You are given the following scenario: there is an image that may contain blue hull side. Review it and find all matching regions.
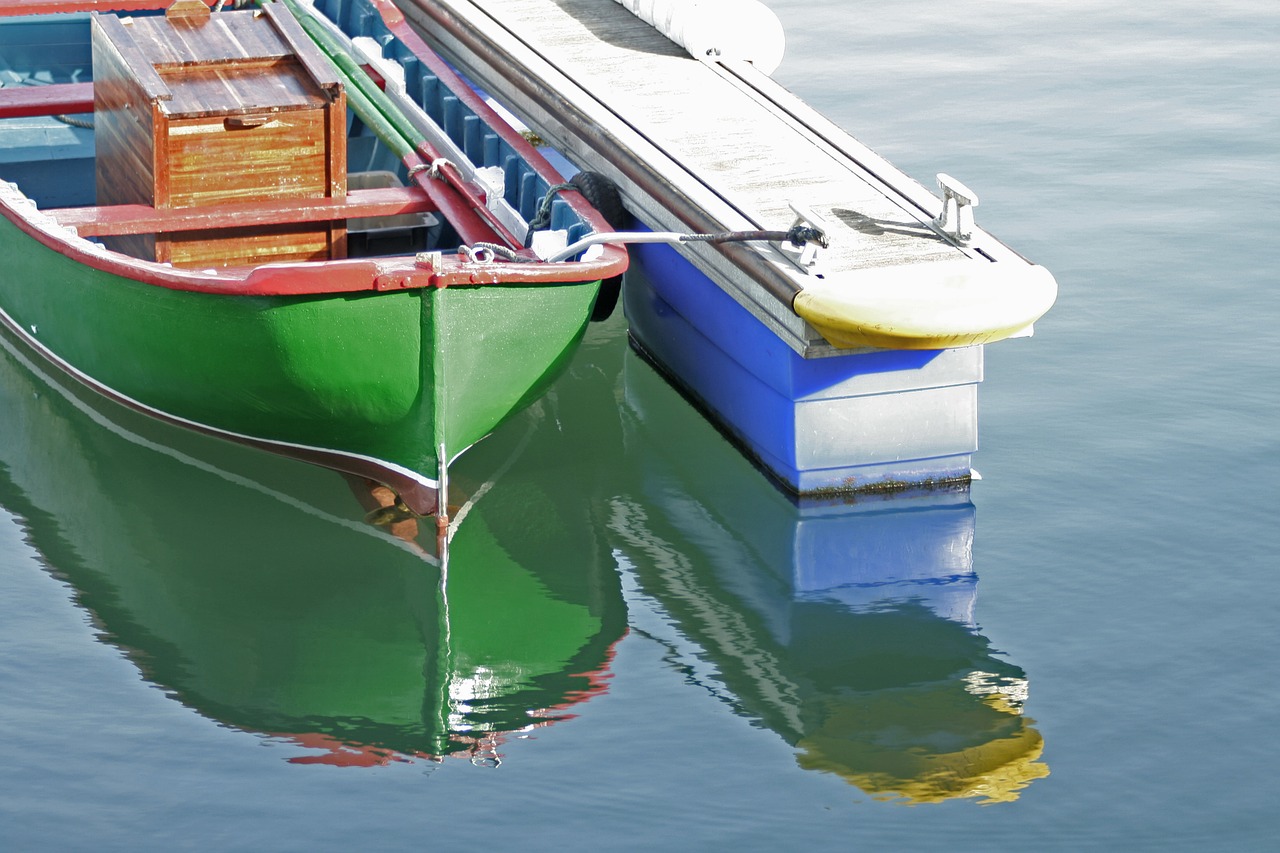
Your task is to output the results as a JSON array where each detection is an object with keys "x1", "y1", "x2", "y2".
[{"x1": 624, "y1": 238, "x2": 983, "y2": 495}]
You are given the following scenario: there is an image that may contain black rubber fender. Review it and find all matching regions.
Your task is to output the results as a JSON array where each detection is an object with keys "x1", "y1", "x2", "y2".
[{"x1": 569, "y1": 171, "x2": 628, "y2": 321}]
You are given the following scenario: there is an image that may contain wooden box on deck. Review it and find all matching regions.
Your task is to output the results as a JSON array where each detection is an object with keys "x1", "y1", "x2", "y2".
[{"x1": 90, "y1": 1, "x2": 347, "y2": 267}]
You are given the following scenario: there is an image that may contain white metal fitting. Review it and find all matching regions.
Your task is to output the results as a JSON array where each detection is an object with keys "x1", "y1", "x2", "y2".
[
  {"x1": 933, "y1": 173, "x2": 979, "y2": 245},
  {"x1": 787, "y1": 201, "x2": 829, "y2": 271}
]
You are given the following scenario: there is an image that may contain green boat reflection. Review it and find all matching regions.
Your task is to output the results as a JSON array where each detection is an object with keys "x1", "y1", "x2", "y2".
[
  {"x1": 612, "y1": 352, "x2": 1049, "y2": 804},
  {"x1": 0, "y1": 328, "x2": 625, "y2": 767},
  {"x1": 3, "y1": 310, "x2": 1049, "y2": 795}
]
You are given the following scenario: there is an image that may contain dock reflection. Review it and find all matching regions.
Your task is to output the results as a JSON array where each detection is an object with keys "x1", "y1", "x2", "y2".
[
  {"x1": 612, "y1": 352, "x2": 1049, "y2": 803},
  {"x1": 0, "y1": 330, "x2": 625, "y2": 767}
]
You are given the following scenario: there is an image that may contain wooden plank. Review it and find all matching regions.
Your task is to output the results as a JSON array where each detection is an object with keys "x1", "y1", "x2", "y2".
[
  {"x1": 261, "y1": 0, "x2": 344, "y2": 94},
  {"x1": 121, "y1": 7, "x2": 292, "y2": 69},
  {"x1": 163, "y1": 109, "x2": 332, "y2": 206},
  {"x1": 89, "y1": 6, "x2": 348, "y2": 266},
  {"x1": 90, "y1": 13, "x2": 170, "y2": 103},
  {"x1": 408, "y1": 0, "x2": 988, "y2": 355},
  {"x1": 48, "y1": 185, "x2": 437, "y2": 237},
  {"x1": 152, "y1": 59, "x2": 330, "y2": 118},
  {"x1": 120, "y1": 8, "x2": 331, "y2": 117},
  {"x1": 167, "y1": 222, "x2": 335, "y2": 267},
  {"x1": 473, "y1": 0, "x2": 954, "y2": 273},
  {"x1": 0, "y1": 83, "x2": 94, "y2": 119},
  {"x1": 92, "y1": 11, "x2": 162, "y2": 260},
  {"x1": 0, "y1": 1, "x2": 210, "y2": 13}
]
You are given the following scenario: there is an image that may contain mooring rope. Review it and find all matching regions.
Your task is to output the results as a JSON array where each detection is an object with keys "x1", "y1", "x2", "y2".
[
  {"x1": 524, "y1": 182, "x2": 577, "y2": 245},
  {"x1": 54, "y1": 114, "x2": 94, "y2": 129},
  {"x1": 466, "y1": 242, "x2": 523, "y2": 262},
  {"x1": 681, "y1": 225, "x2": 829, "y2": 248}
]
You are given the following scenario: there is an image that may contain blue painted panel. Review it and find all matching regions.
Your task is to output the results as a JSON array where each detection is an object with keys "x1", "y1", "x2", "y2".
[
  {"x1": 628, "y1": 236, "x2": 953, "y2": 401},
  {"x1": 625, "y1": 250, "x2": 802, "y2": 481},
  {"x1": 625, "y1": 234, "x2": 980, "y2": 493}
]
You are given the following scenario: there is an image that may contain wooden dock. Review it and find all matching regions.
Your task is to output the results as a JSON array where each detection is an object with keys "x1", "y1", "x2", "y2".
[{"x1": 399, "y1": 0, "x2": 1009, "y2": 356}]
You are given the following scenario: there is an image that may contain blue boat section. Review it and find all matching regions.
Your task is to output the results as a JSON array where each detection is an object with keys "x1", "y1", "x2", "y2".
[
  {"x1": 624, "y1": 234, "x2": 980, "y2": 496},
  {"x1": 0, "y1": 116, "x2": 94, "y2": 208},
  {"x1": 0, "y1": 14, "x2": 95, "y2": 208}
]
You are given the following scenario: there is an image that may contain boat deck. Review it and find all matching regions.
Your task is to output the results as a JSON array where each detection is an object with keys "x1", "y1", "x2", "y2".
[{"x1": 403, "y1": 0, "x2": 1000, "y2": 355}]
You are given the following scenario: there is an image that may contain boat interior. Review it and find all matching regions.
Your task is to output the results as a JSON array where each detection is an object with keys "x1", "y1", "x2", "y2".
[{"x1": 0, "y1": 0, "x2": 593, "y2": 267}]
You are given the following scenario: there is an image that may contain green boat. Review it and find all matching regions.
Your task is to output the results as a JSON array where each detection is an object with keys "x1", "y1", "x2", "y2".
[
  {"x1": 0, "y1": 0, "x2": 627, "y2": 520},
  {"x1": 0, "y1": 321, "x2": 627, "y2": 764}
]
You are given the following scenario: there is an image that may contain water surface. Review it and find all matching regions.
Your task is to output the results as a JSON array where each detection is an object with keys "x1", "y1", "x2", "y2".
[{"x1": 2, "y1": 1, "x2": 1277, "y2": 849}]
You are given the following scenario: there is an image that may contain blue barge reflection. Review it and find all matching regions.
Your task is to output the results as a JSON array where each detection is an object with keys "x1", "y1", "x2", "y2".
[{"x1": 612, "y1": 352, "x2": 1048, "y2": 803}]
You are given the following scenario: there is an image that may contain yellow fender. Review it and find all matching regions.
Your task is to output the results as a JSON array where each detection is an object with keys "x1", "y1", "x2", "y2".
[{"x1": 793, "y1": 259, "x2": 1058, "y2": 350}]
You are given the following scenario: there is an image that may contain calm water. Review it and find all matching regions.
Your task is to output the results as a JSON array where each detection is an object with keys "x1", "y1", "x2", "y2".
[{"x1": 2, "y1": 1, "x2": 1277, "y2": 849}]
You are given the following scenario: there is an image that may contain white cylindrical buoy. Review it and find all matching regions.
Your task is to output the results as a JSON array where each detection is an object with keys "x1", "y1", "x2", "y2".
[{"x1": 613, "y1": 0, "x2": 786, "y2": 74}]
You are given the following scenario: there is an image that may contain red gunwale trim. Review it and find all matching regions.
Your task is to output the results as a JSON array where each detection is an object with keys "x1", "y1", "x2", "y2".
[
  {"x1": 0, "y1": 0, "x2": 211, "y2": 13},
  {"x1": 48, "y1": 185, "x2": 440, "y2": 237},
  {"x1": 0, "y1": 82, "x2": 94, "y2": 119},
  {"x1": 2, "y1": 184, "x2": 628, "y2": 296}
]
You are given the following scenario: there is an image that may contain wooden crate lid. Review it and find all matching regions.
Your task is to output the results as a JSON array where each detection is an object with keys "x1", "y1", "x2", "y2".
[{"x1": 93, "y1": 2, "x2": 342, "y2": 118}]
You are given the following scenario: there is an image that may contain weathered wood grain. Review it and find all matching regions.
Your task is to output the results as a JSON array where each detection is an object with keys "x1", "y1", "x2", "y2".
[
  {"x1": 50, "y1": 185, "x2": 437, "y2": 237},
  {"x1": 467, "y1": 0, "x2": 957, "y2": 272},
  {"x1": 90, "y1": 7, "x2": 346, "y2": 267}
]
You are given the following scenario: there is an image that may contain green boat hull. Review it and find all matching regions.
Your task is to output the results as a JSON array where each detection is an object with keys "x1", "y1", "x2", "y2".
[
  {"x1": 0, "y1": 0, "x2": 626, "y2": 515},
  {"x1": 0, "y1": 211, "x2": 599, "y2": 511}
]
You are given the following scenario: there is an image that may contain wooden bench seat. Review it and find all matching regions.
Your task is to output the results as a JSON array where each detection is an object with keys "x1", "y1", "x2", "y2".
[
  {"x1": 0, "y1": 82, "x2": 95, "y2": 119},
  {"x1": 48, "y1": 185, "x2": 437, "y2": 238}
]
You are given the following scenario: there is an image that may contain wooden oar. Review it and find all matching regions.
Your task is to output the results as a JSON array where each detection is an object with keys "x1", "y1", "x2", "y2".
[{"x1": 270, "y1": 0, "x2": 519, "y2": 249}]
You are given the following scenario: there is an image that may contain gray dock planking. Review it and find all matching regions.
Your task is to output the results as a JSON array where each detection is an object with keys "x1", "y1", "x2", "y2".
[{"x1": 403, "y1": 0, "x2": 998, "y2": 355}]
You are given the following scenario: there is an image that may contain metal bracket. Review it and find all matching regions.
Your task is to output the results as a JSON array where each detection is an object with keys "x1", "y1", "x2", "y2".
[
  {"x1": 932, "y1": 173, "x2": 979, "y2": 245},
  {"x1": 786, "y1": 202, "x2": 829, "y2": 272}
]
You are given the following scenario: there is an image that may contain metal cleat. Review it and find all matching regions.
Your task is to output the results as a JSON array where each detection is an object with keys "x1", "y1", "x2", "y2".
[
  {"x1": 787, "y1": 202, "x2": 830, "y2": 271},
  {"x1": 932, "y1": 173, "x2": 979, "y2": 245}
]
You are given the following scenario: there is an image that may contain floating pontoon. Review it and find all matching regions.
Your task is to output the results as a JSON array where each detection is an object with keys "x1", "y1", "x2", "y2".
[{"x1": 400, "y1": 0, "x2": 1057, "y2": 494}]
